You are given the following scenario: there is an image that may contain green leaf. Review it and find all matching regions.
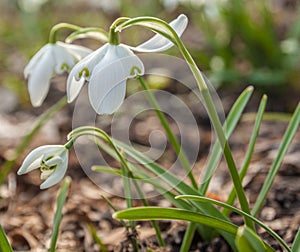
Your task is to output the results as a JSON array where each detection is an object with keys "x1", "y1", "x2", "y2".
[
  {"x1": 88, "y1": 223, "x2": 107, "y2": 252},
  {"x1": 252, "y1": 102, "x2": 300, "y2": 216},
  {"x1": 235, "y1": 226, "x2": 272, "y2": 252},
  {"x1": 224, "y1": 94, "x2": 267, "y2": 214},
  {"x1": 199, "y1": 86, "x2": 254, "y2": 194},
  {"x1": 49, "y1": 177, "x2": 72, "y2": 252},
  {"x1": 92, "y1": 165, "x2": 122, "y2": 176},
  {"x1": 114, "y1": 207, "x2": 238, "y2": 236},
  {"x1": 176, "y1": 195, "x2": 291, "y2": 252},
  {"x1": 292, "y1": 227, "x2": 300, "y2": 252},
  {"x1": 0, "y1": 225, "x2": 13, "y2": 252}
]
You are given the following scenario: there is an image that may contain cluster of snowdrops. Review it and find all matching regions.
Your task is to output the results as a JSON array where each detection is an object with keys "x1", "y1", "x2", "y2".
[{"x1": 13, "y1": 14, "x2": 300, "y2": 252}]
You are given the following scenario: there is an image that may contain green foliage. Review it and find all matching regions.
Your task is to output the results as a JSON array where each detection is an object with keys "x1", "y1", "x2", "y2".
[
  {"x1": 113, "y1": 207, "x2": 238, "y2": 236},
  {"x1": 49, "y1": 177, "x2": 71, "y2": 252},
  {"x1": 0, "y1": 225, "x2": 13, "y2": 252},
  {"x1": 187, "y1": 0, "x2": 300, "y2": 90},
  {"x1": 235, "y1": 226, "x2": 273, "y2": 252}
]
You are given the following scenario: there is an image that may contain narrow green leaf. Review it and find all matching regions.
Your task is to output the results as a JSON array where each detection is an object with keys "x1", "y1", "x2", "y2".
[
  {"x1": 292, "y1": 227, "x2": 300, "y2": 252},
  {"x1": 114, "y1": 207, "x2": 238, "y2": 236},
  {"x1": 101, "y1": 195, "x2": 128, "y2": 229},
  {"x1": 0, "y1": 225, "x2": 13, "y2": 252},
  {"x1": 176, "y1": 195, "x2": 291, "y2": 252},
  {"x1": 235, "y1": 226, "x2": 272, "y2": 252},
  {"x1": 88, "y1": 223, "x2": 107, "y2": 252},
  {"x1": 224, "y1": 94, "x2": 267, "y2": 214},
  {"x1": 49, "y1": 177, "x2": 72, "y2": 252},
  {"x1": 252, "y1": 102, "x2": 300, "y2": 216},
  {"x1": 92, "y1": 165, "x2": 122, "y2": 176},
  {"x1": 199, "y1": 86, "x2": 254, "y2": 194}
]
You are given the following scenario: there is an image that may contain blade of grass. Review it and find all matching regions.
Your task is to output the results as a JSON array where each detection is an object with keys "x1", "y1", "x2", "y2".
[
  {"x1": 236, "y1": 226, "x2": 274, "y2": 252},
  {"x1": 0, "y1": 96, "x2": 67, "y2": 185},
  {"x1": 101, "y1": 195, "x2": 128, "y2": 228},
  {"x1": 49, "y1": 176, "x2": 71, "y2": 252},
  {"x1": 119, "y1": 157, "x2": 136, "y2": 235},
  {"x1": 113, "y1": 207, "x2": 238, "y2": 236},
  {"x1": 199, "y1": 86, "x2": 254, "y2": 195},
  {"x1": 87, "y1": 223, "x2": 107, "y2": 252},
  {"x1": 252, "y1": 102, "x2": 300, "y2": 216},
  {"x1": 176, "y1": 195, "x2": 291, "y2": 252},
  {"x1": 92, "y1": 165, "x2": 122, "y2": 176},
  {"x1": 0, "y1": 225, "x2": 13, "y2": 252},
  {"x1": 291, "y1": 227, "x2": 300, "y2": 252},
  {"x1": 224, "y1": 95, "x2": 267, "y2": 215}
]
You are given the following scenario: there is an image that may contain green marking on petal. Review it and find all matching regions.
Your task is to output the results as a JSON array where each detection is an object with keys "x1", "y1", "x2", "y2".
[
  {"x1": 130, "y1": 66, "x2": 142, "y2": 76},
  {"x1": 61, "y1": 63, "x2": 70, "y2": 71},
  {"x1": 79, "y1": 68, "x2": 90, "y2": 78}
]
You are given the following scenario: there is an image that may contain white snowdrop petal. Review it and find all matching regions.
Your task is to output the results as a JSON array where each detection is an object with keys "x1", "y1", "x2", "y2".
[
  {"x1": 24, "y1": 44, "x2": 51, "y2": 79},
  {"x1": 44, "y1": 156, "x2": 63, "y2": 166},
  {"x1": 67, "y1": 45, "x2": 107, "y2": 82},
  {"x1": 131, "y1": 14, "x2": 188, "y2": 52},
  {"x1": 88, "y1": 45, "x2": 144, "y2": 114},
  {"x1": 17, "y1": 145, "x2": 61, "y2": 175},
  {"x1": 66, "y1": 44, "x2": 110, "y2": 102},
  {"x1": 67, "y1": 77, "x2": 86, "y2": 103},
  {"x1": 53, "y1": 45, "x2": 76, "y2": 74},
  {"x1": 27, "y1": 49, "x2": 54, "y2": 107},
  {"x1": 88, "y1": 59, "x2": 127, "y2": 114},
  {"x1": 26, "y1": 158, "x2": 42, "y2": 173},
  {"x1": 89, "y1": 77, "x2": 127, "y2": 114},
  {"x1": 40, "y1": 156, "x2": 68, "y2": 189}
]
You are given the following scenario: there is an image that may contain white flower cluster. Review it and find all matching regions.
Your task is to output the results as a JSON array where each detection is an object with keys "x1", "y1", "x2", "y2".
[
  {"x1": 19, "y1": 14, "x2": 188, "y2": 188},
  {"x1": 25, "y1": 14, "x2": 188, "y2": 114}
]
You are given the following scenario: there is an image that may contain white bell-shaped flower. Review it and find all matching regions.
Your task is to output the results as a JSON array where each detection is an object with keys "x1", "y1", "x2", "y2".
[
  {"x1": 67, "y1": 14, "x2": 188, "y2": 114},
  {"x1": 24, "y1": 42, "x2": 92, "y2": 107},
  {"x1": 17, "y1": 145, "x2": 69, "y2": 189}
]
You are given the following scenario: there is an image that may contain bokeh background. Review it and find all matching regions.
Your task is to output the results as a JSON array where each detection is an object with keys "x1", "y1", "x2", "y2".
[{"x1": 1, "y1": 0, "x2": 300, "y2": 112}]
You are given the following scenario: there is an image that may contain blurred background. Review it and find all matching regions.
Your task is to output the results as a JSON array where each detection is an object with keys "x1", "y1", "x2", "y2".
[{"x1": 1, "y1": 0, "x2": 300, "y2": 113}]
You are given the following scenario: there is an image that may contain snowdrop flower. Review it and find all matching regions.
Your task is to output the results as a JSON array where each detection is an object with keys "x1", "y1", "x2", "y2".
[
  {"x1": 17, "y1": 145, "x2": 69, "y2": 189},
  {"x1": 24, "y1": 41, "x2": 92, "y2": 107},
  {"x1": 67, "y1": 14, "x2": 188, "y2": 114}
]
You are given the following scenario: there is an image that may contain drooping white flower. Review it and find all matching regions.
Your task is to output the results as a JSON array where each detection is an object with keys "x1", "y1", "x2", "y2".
[
  {"x1": 24, "y1": 42, "x2": 92, "y2": 107},
  {"x1": 67, "y1": 14, "x2": 188, "y2": 114},
  {"x1": 17, "y1": 145, "x2": 69, "y2": 189}
]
